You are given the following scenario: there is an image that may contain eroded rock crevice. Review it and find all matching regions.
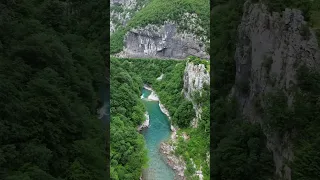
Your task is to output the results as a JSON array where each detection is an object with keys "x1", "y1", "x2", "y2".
[
  {"x1": 233, "y1": 1, "x2": 320, "y2": 179},
  {"x1": 117, "y1": 23, "x2": 209, "y2": 59}
]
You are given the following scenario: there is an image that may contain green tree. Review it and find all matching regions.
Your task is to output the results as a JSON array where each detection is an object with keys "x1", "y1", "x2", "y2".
[{"x1": 174, "y1": 100, "x2": 195, "y2": 128}]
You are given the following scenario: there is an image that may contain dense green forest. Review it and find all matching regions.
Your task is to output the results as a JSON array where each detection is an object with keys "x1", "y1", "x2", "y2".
[
  {"x1": 211, "y1": 0, "x2": 320, "y2": 179},
  {"x1": 110, "y1": 0, "x2": 210, "y2": 178},
  {"x1": 122, "y1": 58, "x2": 191, "y2": 127},
  {"x1": 110, "y1": 0, "x2": 210, "y2": 54},
  {"x1": 0, "y1": 0, "x2": 108, "y2": 179},
  {"x1": 110, "y1": 57, "x2": 210, "y2": 179},
  {"x1": 109, "y1": 58, "x2": 148, "y2": 180},
  {"x1": 110, "y1": 57, "x2": 185, "y2": 179}
]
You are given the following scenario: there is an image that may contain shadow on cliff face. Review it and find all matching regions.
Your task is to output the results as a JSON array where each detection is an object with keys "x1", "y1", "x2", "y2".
[{"x1": 121, "y1": 23, "x2": 209, "y2": 60}]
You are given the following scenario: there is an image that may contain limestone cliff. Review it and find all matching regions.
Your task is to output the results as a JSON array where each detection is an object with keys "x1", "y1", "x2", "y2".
[
  {"x1": 233, "y1": 1, "x2": 320, "y2": 179},
  {"x1": 183, "y1": 60, "x2": 210, "y2": 128},
  {"x1": 158, "y1": 60, "x2": 210, "y2": 180},
  {"x1": 183, "y1": 61, "x2": 210, "y2": 99},
  {"x1": 111, "y1": 0, "x2": 210, "y2": 59},
  {"x1": 162, "y1": 58, "x2": 209, "y2": 180},
  {"x1": 110, "y1": 0, "x2": 146, "y2": 34},
  {"x1": 116, "y1": 23, "x2": 209, "y2": 59}
]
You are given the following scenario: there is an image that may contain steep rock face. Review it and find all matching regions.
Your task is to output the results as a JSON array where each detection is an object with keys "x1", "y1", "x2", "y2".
[
  {"x1": 117, "y1": 23, "x2": 209, "y2": 59},
  {"x1": 183, "y1": 62, "x2": 209, "y2": 128},
  {"x1": 233, "y1": 1, "x2": 320, "y2": 179},
  {"x1": 183, "y1": 62, "x2": 210, "y2": 99},
  {"x1": 110, "y1": 0, "x2": 145, "y2": 34},
  {"x1": 111, "y1": 0, "x2": 136, "y2": 7}
]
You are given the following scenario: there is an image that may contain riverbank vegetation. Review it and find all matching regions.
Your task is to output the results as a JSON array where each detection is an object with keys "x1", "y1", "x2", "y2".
[
  {"x1": 0, "y1": 0, "x2": 108, "y2": 179},
  {"x1": 110, "y1": 58, "x2": 148, "y2": 179},
  {"x1": 118, "y1": 58, "x2": 190, "y2": 127},
  {"x1": 113, "y1": 57, "x2": 210, "y2": 179},
  {"x1": 175, "y1": 87, "x2": 210, "y2": 179}
]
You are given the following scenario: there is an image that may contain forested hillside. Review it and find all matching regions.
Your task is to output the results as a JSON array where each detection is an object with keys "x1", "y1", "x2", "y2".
[
  {"x1": 211, "y1": 0, "x2": 320, "y2": 179},
  {"x1": 0, "y1": 1, "x2": 108, "y2": 179},
  {"x1": 110, "y1": 58, "x2": 187, "y2": 179},
  {"x1": 110, "y1": 58, "x2": 148, "y2": 179},
  {"x1": 110, "y1": 57, "x2": 210, "y2": 179},
  {"x1": 110, "y1": 0, "x2": 210, "y2": 179},
  {"x1": 110, "y1": 0, "x2": 210, "y2": 56},
  {"x1": 122, "y1": 59, "x2": 190, "y2": 127}
]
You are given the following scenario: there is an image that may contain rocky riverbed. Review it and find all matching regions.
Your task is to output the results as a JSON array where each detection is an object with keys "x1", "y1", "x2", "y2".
[
  {"x1": 137, "y1": 112, "x2": 150, "y2": 131},
  {"x1": 159, "y1": 141, "x2": 186, "y2": 180}
]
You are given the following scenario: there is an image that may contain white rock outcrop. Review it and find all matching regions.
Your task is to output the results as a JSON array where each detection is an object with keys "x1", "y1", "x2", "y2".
[
  {"x1": 147, "y1": 91, "x2": 159, "y2": 101},
  {"x1": 110, "y1": 0, "x2": 142, "y2": 34},
  {"x1": 119, "y1": 23, "x2": 209, "y2": 59},
  {"x1": 156, "y1": 73, "x2": 164, "y2": 81},
  {"x1": 183, "y1": 62, "x2": 210, "y2": 99},
  {"x1": 183, "y1": 61, "x2": 210, "y2": 128},
  {"x1": 160, "y1": 142, "x2": 186, "y2": 180},
  {"x1": 137, "y1": 112, "x2": 150, "y2": 131}
]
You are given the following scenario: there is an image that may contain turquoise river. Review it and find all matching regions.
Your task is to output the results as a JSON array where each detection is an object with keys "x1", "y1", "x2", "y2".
[{"x1": 141, "y1": 88, "x2": 175, "y2": 180}]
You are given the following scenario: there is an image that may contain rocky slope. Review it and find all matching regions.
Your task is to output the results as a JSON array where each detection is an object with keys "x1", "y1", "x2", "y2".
[
  {"x1": 137, "y1": 112, "x2": 149, "y2": 131},
  {"x1": 160, "y1": 59, "x2": 210, "y2": 180},
  {"x1": 110, "y1": 0, "x2": 146, "y2": 34},
  {"x1": 116, "y1": 22, "x2": 209, "y2": 59},
  {"x1": 183, "y1": 60, "x2": 210, "y2": 128},
  {"x1": 183, "y1": 60, "x2": 209, "y2": 179},
  {"x1": 111, "y1": 0, "x2": 209, "y2": 59},
  {"x1": 183, "y1": 62, "x2": 210, "y2": 99},
  {"x1": 110, "y1": 0, "x2": 210, "y2": 178},
  {"x1": 160, "y1": 141, "x2": 186, "y2": 180},
  {"x1": 232, "y1": 1, "x2": 320, "y2": 179}
]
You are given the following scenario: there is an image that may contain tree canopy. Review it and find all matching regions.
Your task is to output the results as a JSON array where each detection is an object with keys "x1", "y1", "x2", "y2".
[{"x1": 0, "y1": 0, "x2": 108, "y2": 179}]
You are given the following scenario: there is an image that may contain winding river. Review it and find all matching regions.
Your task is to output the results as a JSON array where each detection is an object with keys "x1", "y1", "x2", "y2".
[{"x1": 141, "y1": 88, "x2": 174, "y2": 180}]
